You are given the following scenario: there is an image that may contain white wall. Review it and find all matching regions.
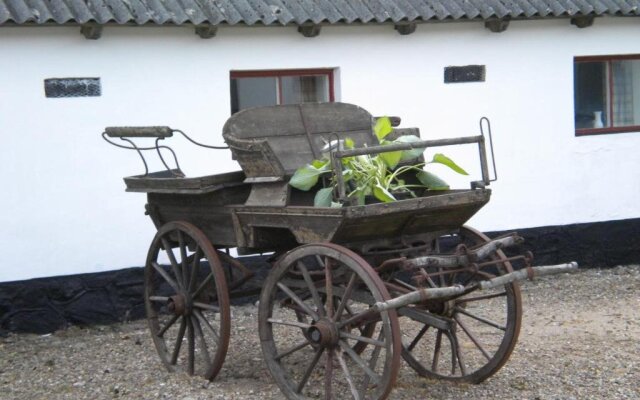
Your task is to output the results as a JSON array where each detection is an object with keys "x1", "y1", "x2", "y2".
[{"x1": 1, "y1": 18, "x2": 639, "y2": 281}]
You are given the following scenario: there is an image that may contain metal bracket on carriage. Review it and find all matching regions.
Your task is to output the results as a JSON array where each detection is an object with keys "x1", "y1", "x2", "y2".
[{"x1": 401, "y1": 233, "x2": 525, "y2": 271}]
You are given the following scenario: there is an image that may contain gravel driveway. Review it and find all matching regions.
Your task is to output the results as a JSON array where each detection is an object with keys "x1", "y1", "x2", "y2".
[{"x1": 1, "y1": 266, "x2": 638, "y2": 400}]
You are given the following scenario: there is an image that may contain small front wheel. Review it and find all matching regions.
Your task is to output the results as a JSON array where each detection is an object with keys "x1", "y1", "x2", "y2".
[
  {"x1": 144, "y1": 221, "x2": 231, "y2": 380},
  {"x1": 259, "y1": 243, "x2": 401, "y2": 400}
]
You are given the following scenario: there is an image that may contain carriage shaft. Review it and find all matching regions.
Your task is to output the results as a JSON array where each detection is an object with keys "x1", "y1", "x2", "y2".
[
  {"x1": 372, "y1": 285, "x2": 465, "y2": 312},
  {"x1": 370, "y1": 262, "x2": 579, "y2": 314},
  {"x1": 478, "y1": 262, "x2": 579, "y2": 290},
  {"x1": 402, "y1": 234, "x2": 523, "y2": 270}
]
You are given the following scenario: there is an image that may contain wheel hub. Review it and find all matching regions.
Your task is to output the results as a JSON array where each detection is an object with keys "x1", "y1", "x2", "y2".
[
  {"x1": 307, "y1": 319, "x2": 340, "y2": 348},
  {"x1": 167, "y1": 294, "x2": 191, "y2": 316},
  {"x1": 423, "y1": 298, "x2": 457, "y2": 317}
]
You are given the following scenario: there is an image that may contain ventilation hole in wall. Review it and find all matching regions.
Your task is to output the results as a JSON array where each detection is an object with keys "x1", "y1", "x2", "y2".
[
  {"x1": 444, "y1": 65, "x2": 486, "y2": 83},
  {"x1": 44, "y1": 78, "x2": 101, "y2": 98}
]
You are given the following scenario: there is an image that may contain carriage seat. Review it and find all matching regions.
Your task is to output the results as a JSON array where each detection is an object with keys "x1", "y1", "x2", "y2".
[{"x1": 222, "y1": 102, "x2": 377, "y2": 183}]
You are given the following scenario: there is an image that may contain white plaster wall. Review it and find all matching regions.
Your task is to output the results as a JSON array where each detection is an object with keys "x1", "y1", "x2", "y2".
[{"x1": 1, "y1": 18, "x2": 639, "y2": 281}]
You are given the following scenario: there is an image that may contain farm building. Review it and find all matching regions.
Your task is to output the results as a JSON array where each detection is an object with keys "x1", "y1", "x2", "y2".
[{"x1": 1, "y1": 0, "x2": 639, "y2": 332}]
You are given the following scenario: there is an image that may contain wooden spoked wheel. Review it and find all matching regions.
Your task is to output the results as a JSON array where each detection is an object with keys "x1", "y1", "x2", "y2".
[
  {"x1": 399, "y1": 226, "x2": 522, "y2": 383},
  {"x1": 144, "y1": 221, "x2": 231, "y2": 380},
  {"x1": 259, "y1": 243, "x2": 401, "y2": 400}
]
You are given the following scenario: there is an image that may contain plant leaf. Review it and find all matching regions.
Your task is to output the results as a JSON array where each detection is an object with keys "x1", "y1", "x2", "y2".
[
  {"x1": 393, "y1": 135, "x2": 426, "y2": 161},
  {"x1": 379, "y1": 147, "x2": 402, "y2": 169},
  {"x1": 416, "y1": 170, "x2": 450, "y2": 190},
  {"x1": 341, "y1": 168, "x2": 353, "y2": 182},
  {"x1": 373, "y1": 181, "x2": 397, "y2": 202},
  {"x1": 314, "y1": 187, "x2": 334, "y2": 207},
  {"x1": 311, "y1": 159, "x2": 329, "y2": 170},
  {"x1": 432, "y1": 153, "x2": 469, "y2": 175},
  {"x1": 344, "y1": 137, "x2": 355, "y2": 149},
  {"x1": 374, "y1": 117, "x2": 393, "y2": 141},
  {"x1": 289, "y1": 164, "x2": 327, "y2": 191}
]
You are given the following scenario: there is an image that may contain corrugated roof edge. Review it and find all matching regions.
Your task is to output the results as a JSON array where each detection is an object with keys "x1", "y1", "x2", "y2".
[{"x1": 0, "y1": 0, "x2": 638, "y2": 27}]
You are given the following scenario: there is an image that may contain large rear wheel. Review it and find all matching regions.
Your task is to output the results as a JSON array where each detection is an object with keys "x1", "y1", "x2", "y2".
[{"x1": 259, "y1": 243, "x2": 401, "y2": 400}]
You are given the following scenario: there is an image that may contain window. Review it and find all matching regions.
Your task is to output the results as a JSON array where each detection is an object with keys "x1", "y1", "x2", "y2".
[
  {"x1": 230, "y1": 69, "x2": 335, "y2": 114},
  {"x1": 574, "y1": 55, "x2": 640, "y2": 135}
]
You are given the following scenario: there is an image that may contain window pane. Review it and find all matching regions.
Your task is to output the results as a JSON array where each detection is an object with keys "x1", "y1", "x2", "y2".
[
  {"x1": 280, "y1": 75, "x2": 329, "y2": 105},
  {"x1": 574, "y1": 62, "x2": 608, "y2": 129},
  {"x1": 230, "y1": 77, "x2": 277, "y2": 114},
  {"x1": 611, "y1": 60, "x2": 640, "y2": 127}
]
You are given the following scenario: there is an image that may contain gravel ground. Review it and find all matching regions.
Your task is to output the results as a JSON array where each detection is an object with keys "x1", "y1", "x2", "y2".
[{"x1": 1, "y1": 265, "x2": 638, "y2": 400}]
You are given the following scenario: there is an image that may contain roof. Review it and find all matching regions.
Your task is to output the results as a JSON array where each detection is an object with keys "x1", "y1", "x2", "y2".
[{"x1": 0, "y1": 0, "x2": 638, "y2": 27}]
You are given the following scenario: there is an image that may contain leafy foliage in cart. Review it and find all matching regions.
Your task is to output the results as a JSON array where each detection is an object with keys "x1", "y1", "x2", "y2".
[{"x1": 289, "y1": 117, "x2": 469, "y2": 206}]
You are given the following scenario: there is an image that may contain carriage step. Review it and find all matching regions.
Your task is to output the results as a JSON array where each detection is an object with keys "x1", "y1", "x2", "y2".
[{"x1": 478, "y1": 262, "x2": 579, "y2": 290}]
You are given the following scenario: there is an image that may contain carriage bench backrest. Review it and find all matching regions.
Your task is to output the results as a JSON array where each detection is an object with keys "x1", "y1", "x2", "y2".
[{"x1": 222, "y1": 102, "x2": 376, "y2": 182}]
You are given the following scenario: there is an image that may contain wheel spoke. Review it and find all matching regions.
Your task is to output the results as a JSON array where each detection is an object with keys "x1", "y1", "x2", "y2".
[
  {"x1": 187, "y1": 316, "x2": 195, "y2": 375},
  {"x1": 445, "y1": 331, "x2": 457, "y2": 375},
  {"x1": 456, "y1": 291, "x2": 507, "y2": 304},
  {"x1": 161, "y1": 237, "x2": 184, "y2": 289},
  {"x1": 277, "y1": 282, "x2": 320, "y2": 321},
  {"x1": 358, "y1": 330, "x2": 384, "y2": 397},
  {"x1": 338, "y1": 308, "x2": 377, "y2": 330},
  {"x1": 192, "y1": 315, "x2": 212, "y2": 368},
  {"x1": 149, "y1": 296, "x2": 169, "y2": 302},
  {"x1": 193, "y1": 302, "x2": 220, "y2": 312},
  {"x1": 274, "y1": 340, "x2": 311, "y2": 361},
  {"x1": 450, "y1": 330, "x2": 466, "y2": 376},
  {"x1": 340, "y1": 331, "x2": 385, "y2": 347},
  {"x1": 333, "y1": 273, "x2": 357, "y2": 322},
  {"x1": 178, "y1": 231, "x2": 189, "y2": 290},
  {"x1": 339, "y1": 340, "x2": 381, "y2": 385},
  {"x1": 407, "y1": 324, "x2": 429, "y2": 352},
  {"x1": 325, "y1": 257, "x2": 334, "y2": 319},
  {"x1": 296, "y1": 347, "x2": 324, "y2": 393},
  {"x1": 455, "y1": 315, "x2": 491, "y2": 361},
  {"x1": 455, "y1": 306, "x2": 506, "y2": 331},
  {"x1": 337, "y1": 350, "x2": 360, "y2": 400},
  {"x1": 267, "y1": 318, "x2": 312, "y2": 329},
  {"x1": 157, "y1": 314, "x2": 179, "y2": 338},
  {"x1": 432, "y1": 330, "x2": 443, "y2": 372},
  {"x1": 152, "y1": 262, "x2": 180, "y2": 292},
  {"x1": 420, "y1": 269, "x2": 439, "y2": 288},
  {"x1": 325, "y1": 349, "x2": 333, "y2": 400},
  {"x1": 170, "y1": 317, "x2": 187, "y2": 365},
  {"x1": 188, "y1": 247, "x2": 202, "y2": 292},
  {"x1": 297, "y1": 261, "x2": 325, "y2": 317},
  {"x1": 194, "y1": 309, "x2": 219, "y2": 342},
  {"x1": 192, "y1": 272, "x2": 214, "y2": 299}
]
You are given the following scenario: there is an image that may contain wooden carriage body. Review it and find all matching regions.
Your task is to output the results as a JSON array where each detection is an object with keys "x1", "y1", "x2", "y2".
[{"x1": 123, "y1": 102, "x2": 490, "y2": 254}]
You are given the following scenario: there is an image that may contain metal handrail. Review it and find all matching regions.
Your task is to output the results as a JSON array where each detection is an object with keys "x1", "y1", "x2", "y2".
[{"x1": 101, "y1": 127, "x2": 228, "y2": 177}]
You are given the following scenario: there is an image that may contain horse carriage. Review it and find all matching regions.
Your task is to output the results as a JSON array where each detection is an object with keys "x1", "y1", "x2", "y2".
[{"x1": 103, "y1": 102, "x2": 577, "y2": 399}]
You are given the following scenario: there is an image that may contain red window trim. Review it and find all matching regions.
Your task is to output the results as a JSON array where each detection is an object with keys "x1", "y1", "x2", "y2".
[
  {"x1": 574, "y1": 54, "x2": 640, "y2": 136},
  {"x1": 230, "y1": 68, "x2": 335, "y2": 102}
]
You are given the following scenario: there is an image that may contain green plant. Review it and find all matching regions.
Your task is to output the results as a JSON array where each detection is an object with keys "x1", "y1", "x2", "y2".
[{"x1": 289, "y1": 117, "x2": 469, "y2": 207}]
